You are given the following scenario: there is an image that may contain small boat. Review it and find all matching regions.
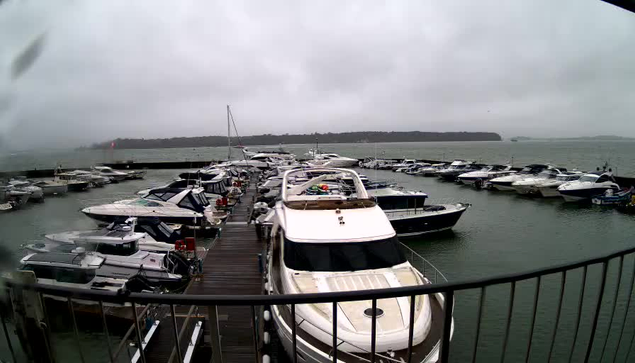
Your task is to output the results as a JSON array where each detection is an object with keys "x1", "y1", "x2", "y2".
[
  {"x1": 93, "y1": 166, "x2": 128, "y2": 182},
  {"x1": 69, "y1": 170, "x2": 111, "y2": 187},
  {"x1": 511, "y1": 167, "x2": 569, "y2": 196},
  {"x1": 307, "y1": 151, "x2": 359, "y2": 168},
  {"x1": 457, "y1": 165, "x2": 515, "y2": 187},
  {"x1": 488, "y1": 164, "x2": 550, "y2": 191},
  {"x1": 0, "y1": 185, "x2": 30, "y2": 208},
  {"x1": 125, "y1": 169, "x2": 147, "y2": 180},
  {"x1": 436, "y1": 160, "x2": 478, "y2": 182},
  {"x1": 391, "y1": 159, "x2": 418, "y2": 172},
  {"x1": 591, "y1": 187, "x2": 634, "y2": 206},
  {"x1": 558, "y1": 172, "x2": 620, "y2": 202},
  {"x1": 404, "y1": 163, "x2": 432, "y2": 175},
  {"x1": 32, "y1": 180, "x2": 69, "y2": 196},
  {"x1": 8, "y1": 179, "x2": 44, "y2": 202},
  {"x1": 368, "y1": 187, "x2": 469, "y2": 237},
  {"x1": 54, "y1": 173, "x2": 91, "y2": 191},
  {"x1": 416, "y1": 163, "x2": 447, "y2": 177}
]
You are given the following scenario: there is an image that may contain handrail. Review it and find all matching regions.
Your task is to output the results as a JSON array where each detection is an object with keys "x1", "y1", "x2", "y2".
[{"x1": 4, "y1": 242, "x2": 635, "y2": 306}]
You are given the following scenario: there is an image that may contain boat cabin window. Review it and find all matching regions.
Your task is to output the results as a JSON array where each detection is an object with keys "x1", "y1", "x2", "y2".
[
  {"x1": 283, "y1": 236, "x2": 406, "y2": 272},
  {"x1": 95, "y1": 241, "x2": 138, "y2": 256},
  {"x1": 55, "y1": 268, "x2": 95, "y2": 284},
  {"x1": 596, "y1": 174, "x2": 613, "y2": 183},
  {"x1": 178, "y1": 194, "x2": 204, "y2": 212},
  {"x1": 21, "y1": 265, "x2": 55, "y2": 280},
  {"x1": 205, "y1": 181, "x2": 228, "y2": 195},
  {"x1": 147, "y1": 190, "x2": 180, "y2": 202},
  {"x1": 579, "y1": 175, "x2": 599, "y2": 183},
  {"x1": 376, "y1": 196, "x2": 426, "y2": 210}
]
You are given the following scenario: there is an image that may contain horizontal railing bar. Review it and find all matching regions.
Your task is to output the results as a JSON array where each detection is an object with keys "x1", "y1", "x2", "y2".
[{"x1": 6, "y1": 243, "x2": 635, "y2": 305}]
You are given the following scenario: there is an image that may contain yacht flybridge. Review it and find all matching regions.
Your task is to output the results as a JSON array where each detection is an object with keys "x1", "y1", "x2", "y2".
[{"x1": 266, "y1": 168, "x2": 450, "y2": 363}]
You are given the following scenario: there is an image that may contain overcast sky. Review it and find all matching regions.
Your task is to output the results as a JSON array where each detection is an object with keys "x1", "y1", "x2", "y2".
[{"x1": 0, "y1": 0, "x2": 634, "y2": 149}]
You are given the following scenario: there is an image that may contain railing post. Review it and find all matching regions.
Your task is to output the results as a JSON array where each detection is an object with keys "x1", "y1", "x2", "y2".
[
  {"x1": 251, "y1": 305, "x2": 259, "y2": 363},
  {"x1": 208, "y1": 305, "x2": 223, "y2": 363},
  {"x1": 440, "y1": 290, "x2": 454, "y2": 363},
  {"x1": 68, "y1": 297, "x2": 86, "y2": 363},
  {"x1": 370, "y1": 298, "x2": 377, "y2": 363},
  {"x1": 131, "y1": 302, "x2": 147, "y2": 363},
  {"x1": 406, "y1": 294, "x2": 416, "y2": 363},
  {"x1": 291, "y1": 304, "x2": 297, "y2": 363},
  {"x1": 0, "y1": 299, "x2": 16, "y2": 363},
  {"x1": 547, "y1": 271, "x2": 567, "y2": 363},
  {"x1": 525, "y1": 276, "x2": 542, "y2": 363},
  {"x1": 599, "y1": 255, "x2": 624, "y2": 361},
  {"x1": 472, "y1": 287, "x2": 486, "y2": 363},
  {"x1": 170, "y1": 304, "x2": 184, "y2": 363},
  {"x1": 98, "y1": 301, "x2": 115, "y2": 363},
  {"x1": 568, "y1": 265, "x2": 588, "y2": 363},
  {"x1": 501, "y1": 281, "x2": 516, "y2": 363},
  {"x1": 583, "y1": 261, "x2": 609, "y2": 363},
  {"x1": 615, "y1": 254, "x2": 635, "y2": 357}
]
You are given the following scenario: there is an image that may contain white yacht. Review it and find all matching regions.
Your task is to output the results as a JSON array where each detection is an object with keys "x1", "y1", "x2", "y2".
[
  {"x1": 8, "y1": 179, "x2": 44, "y2": 201},
  {"x1": 436, "y1": 160, "x2": 476, "y2": 182},
  {"x1": 536, "y1": 173, "x2": 584, "y2": 198},
  {"x1": 266, "y1": 168, "x2": 450, "y2": 362},
  {"x1": 32, "y1": 180, "x2": 69, "y2": 196},
  {"x1": 92, "y1": 166, "x2": 128, "y2": 182},
  {"x1": 416, "y1": 163, "x2": 447, "y2": 177},
  {"x1": 391, "y1": 159, "x2": 418, "y2": 171},
  {"x1": 488, "y1": 164, "x2": 549, "y2": 191},
  {"x1": 54, "y1": 172, "x2": 92, "y2": 191},
  {"x1": 457, "y1": 165, "x2": 515, "y2": 186},
  {"x1": 511, "y1": 167, "x2": 568, "y2": 195},
  {"x1": 308, "y1": 151, "x2": 359, "y2": 168},
  {"x1": 558, "y1": 172, "x2": 620, "y2": 202},
  {"x1": 82, "y1": 187, "x2": 223, "y2": 226}
]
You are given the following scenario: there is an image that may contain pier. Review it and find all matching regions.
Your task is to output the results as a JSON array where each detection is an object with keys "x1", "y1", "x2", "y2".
[{"x1": 141, "y1": 180, "x2": 264, "y2": 363}]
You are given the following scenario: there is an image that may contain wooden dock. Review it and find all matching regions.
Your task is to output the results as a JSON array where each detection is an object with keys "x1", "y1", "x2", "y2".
[{"x1": 143, "y1": 182, "x2": 265, "y2": 363}]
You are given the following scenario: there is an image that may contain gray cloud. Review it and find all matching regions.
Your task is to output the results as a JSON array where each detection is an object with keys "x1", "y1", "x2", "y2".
[{"x1": 1, "y1": 0, "x2": 634, "y2": 150}]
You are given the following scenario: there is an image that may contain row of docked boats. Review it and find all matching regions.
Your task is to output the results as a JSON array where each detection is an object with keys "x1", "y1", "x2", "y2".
[
  {"x1": 10, "y1": 164, "x2": 251, "y2": 300},
  {"x1": 375, "y1": 159, "x2": 631, "y2": 204},
  {"x1": 0, "y1": 166, "x2": 147, "y2": 211}
]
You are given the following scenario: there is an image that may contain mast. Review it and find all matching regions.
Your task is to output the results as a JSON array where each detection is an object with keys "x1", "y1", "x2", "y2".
[{"x1": 227, "y1": 105, "x2": 231, "y2": 161}]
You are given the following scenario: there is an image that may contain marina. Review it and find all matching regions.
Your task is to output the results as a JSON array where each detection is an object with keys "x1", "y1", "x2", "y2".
[{"x1": 2, "y1": 146, "x2": 635, "y2": 362}]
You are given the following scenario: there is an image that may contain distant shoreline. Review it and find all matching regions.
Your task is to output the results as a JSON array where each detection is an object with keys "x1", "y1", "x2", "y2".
[{"x1": 82, "y1": 131, "x2": 502, "y2": 150}]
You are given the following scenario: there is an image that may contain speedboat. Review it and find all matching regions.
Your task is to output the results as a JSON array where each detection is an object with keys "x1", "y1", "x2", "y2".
[
  {"x1": 266, "y1": 168, "x2": 451, "y2": 362},
  {"x1": 82, "y1": 187, "x2": 224, "y2": 226},
  {"x1": 457, "y1": 165, "x2": 514, "y2": 186},
  {"x1": 558, "y1": 172, "x2": 620, "y2": 202},
  {"x1": 416, "y1": 163, "x2": 447, "y2": 177},
  {"x1": 42, "y1": 217, "x2": 179, "y2": 252},
  {"x1": 404, "y1": 163, "x2": 432, "y2": 175},
  {"x1": 8, "y1": 179, "x2": 44, "y2": 202},
  {"x1": 436, "y1": 160, "x2": 477, "y2": 182},
  {"x1": 308, "y1": 151, "x2": 359, "y2": 168},
  {"x1": 511, "y1": 167, "x2": 568, "y2": 196},
  {"x1": 54, "y1": 172, "x2": 92, "y2": 191},
  {"x1": 536, "y1": 173, "x2": 584, "y2": 197},
  {"x1": 488, "y1": 164, "x2": 549, "y2": 191},
  {"x1": 368, "y1": 187, "x2": 469, "y2": 237},
  {"x1": 0, "y1": 185, "x2": 30, "y2": 208},
  {"x1": 69, "y1": 170, "x2": 111, "y2": 187},
  {"x1": 92, "y1": 166, "x2": 128, "y2": 182},
  {"x1": 391, "y1": 159, "x2": 418, "y2": 171}
]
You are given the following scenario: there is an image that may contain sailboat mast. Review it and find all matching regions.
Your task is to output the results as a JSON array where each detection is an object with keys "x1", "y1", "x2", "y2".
[{"x1": 227, "y1": 105, "x2": 231, "y2": 161}]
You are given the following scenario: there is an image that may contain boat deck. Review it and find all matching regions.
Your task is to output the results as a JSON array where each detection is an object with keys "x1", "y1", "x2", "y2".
[{"x1": 143, "y1": 183, "x2": 265, "y2": 363}]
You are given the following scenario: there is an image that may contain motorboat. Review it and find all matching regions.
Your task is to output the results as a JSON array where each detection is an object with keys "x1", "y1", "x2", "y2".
[
  {"x1": 360, "y1": 158, "x2": 395, "y2": 170},
  {"x1": 93, "y1": 166, "x2": 129, "y2": 182},
  {"x1": 308, "y1": 151, "x2": 359, "y2": 168},
  {"x1": 16, "y1": 252, "x2": 158, "y2": 301},
  {"x1": 69, "y1": 170, "x2": 111, "y2": 187},
  {"x1": 0, "y1": 185, "x2": 30, "y2": 208},
  {"x1": 488, "y1": 164, "x2": 550, "y2": 191},
  {"x1": 42, "y1": 217, "x2": 180, "y2": 252},
  {"x1": 32, "y1": 180, "x2": 69, "y2": 196},
  {"x1": 404, "y1": 163, "x2": 432, "y2": 175},
  {"x1": 82, "y1": 187, "x2": 224, "y2": 226},
  {"x1": 54, "y1": 172, "x2": 91, "y2": 191},
  {"x1": 391, "y1": 159, "x2": 418, "y2": 172},
  {"x1": 536, "y1": 173, "x2": 584, "y2": 197},
  {"x1": 125, "y1": 170, "x2": 147, "y2": 180},
  {"x1": 558, "y1": 172, "x2": 620, "y2": 202},
  {"x1": 511, "y1": 167, "x2": 568, "y2": 195},
  {"x1": 592, "y1": 187, "x2": 634, "y2": 206},
  {"x1": 179, "y1": 167, "x2": 226, "y2": 181},
  {"x1": 368, "y1": 187, "x2": 469, "y2": 237},
  {"x1": 436, "y1": 160, "x2": 478, "y2": 182},
  {"x1": 457, "y1": 165, "x2": 515, "y2": 186},
  {"x1": 266, "y1": 168, "x2": 451, "y2": 362},
  {"x1": 416, "y1": 163, "x2": 447, "y2": 177},
  {"x1": 8, "y1": 179, "x2": 44, "y2": 202}
]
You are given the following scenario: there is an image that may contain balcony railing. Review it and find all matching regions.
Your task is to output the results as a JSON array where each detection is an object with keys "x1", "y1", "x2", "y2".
[{"x1": 2, "y1": 243, "x2": 635, "y2": 362}]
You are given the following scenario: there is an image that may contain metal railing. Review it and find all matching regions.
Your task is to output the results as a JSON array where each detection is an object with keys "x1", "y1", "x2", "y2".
[{"x1": 2, "y1": 243, "x2": 635, "y2": 363}]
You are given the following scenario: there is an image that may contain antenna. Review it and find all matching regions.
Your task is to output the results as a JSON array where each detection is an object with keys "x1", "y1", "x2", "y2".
[{"x1": 227, "y1": 105, "x2": 231, "y2": 161}]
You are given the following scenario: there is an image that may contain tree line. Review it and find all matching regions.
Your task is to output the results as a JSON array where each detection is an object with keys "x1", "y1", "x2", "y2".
[{"x1": 85, "y1": 131, "x2": 502, "y2": 150}]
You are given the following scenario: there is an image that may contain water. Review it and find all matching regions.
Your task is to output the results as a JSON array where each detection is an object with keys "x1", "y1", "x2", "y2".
[
  {"x1": 2, "y1": 145, "x2": 635, "y2": 361},
  {"x1": 2, "y1": 140, "x2": 635, "y2": 175}
]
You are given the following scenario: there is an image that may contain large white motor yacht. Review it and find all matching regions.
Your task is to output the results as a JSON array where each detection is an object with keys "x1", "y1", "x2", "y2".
[
  {"x1": 93, "y1": 166, "x2": 129, "y2": 182},
  {"x1": 308, "y1": 151, "x2": 359, "y2": 168},
  {"x1": 558, "y1": 171, "x2": 620, "y2": 202},
  {"x1": 457, "y1": 165, "x2": 515, "y2": 186},
  {"x1": 536, "y1": 172, "x2": 583, "y2": 198},
  {"x1": 266, "y1": 168, "x2": 450, "y2": 362}
]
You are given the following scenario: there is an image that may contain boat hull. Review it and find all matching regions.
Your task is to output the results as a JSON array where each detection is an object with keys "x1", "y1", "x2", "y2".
[
  {"x1": 489, "y1": 181, "x2": 515, "y2": 191},
  {"x1": 559, "y1": 187, "x2": 614, "y2": 202},
  {"x1": 82, "y1": 210, "x2": 206, "y2": 226},
  {"x1": 41, "y1": 184, "x2": 68, "y2": 196},
  {"x1": 386, "y1": 205, "x2": 468, "y2": 237},
  {"x1": 537, "y1": 186, "x2": 561, "y2": 198}
]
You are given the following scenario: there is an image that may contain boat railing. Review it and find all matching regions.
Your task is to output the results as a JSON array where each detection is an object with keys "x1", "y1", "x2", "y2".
[
  {"x1": 401, "y1": 242, "x2": 448, "y2": 284},
  {"x1": 4, "y1": 242, "x2": 635, "y2": 363}
]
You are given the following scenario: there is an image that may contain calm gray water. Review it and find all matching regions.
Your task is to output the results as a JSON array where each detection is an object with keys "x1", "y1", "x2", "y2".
[
  {"x1": 2, "y1": 140, "x2": 635, "y2": 175},
  {"x1": 1, "y1": 145, "x2": 635, "y2": 361}
]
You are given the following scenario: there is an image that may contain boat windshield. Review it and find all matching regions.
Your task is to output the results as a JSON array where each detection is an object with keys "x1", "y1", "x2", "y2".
[
  {"x1": 95, "y1": 241, "x2": 138, "y2": 256},
  {"x1": 538, "y1": 170, "x2": 556, "y2": 178},
  {"x1": 283, "y1": 236, "x2": 406, "y2": 272},
  {"x1": 579, "y1": 175, "x2": 599, "y2": 183}
]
